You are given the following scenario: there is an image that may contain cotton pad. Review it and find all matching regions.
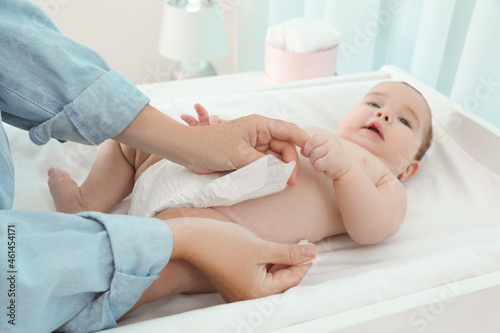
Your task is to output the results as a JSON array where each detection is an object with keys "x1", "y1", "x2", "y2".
[{"x1": 298, "y1": 239, "x2": 321, "y2": 265}]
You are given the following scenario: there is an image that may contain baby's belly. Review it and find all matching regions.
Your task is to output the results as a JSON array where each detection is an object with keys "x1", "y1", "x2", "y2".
[{"x1": 214, "y1": 156, "x2": 345, "y2": 244}]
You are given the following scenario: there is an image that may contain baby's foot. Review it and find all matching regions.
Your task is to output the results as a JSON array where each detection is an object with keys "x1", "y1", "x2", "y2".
[{"x1": 48, "y1": 168, "x2": 85, "y2": 213}]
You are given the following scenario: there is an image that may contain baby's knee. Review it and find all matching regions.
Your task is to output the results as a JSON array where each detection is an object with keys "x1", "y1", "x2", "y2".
[
  {"x1": 119, "y1": 143, "x2": 153, "y2": 171},
  {"x1": 119, "y1": 143, "x2": 138, "y2": 165}
]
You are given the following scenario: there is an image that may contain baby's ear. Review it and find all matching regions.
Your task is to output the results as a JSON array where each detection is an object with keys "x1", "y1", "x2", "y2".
[{"x1": 398, "y1": 160, "x2": 419, "y2": 181}]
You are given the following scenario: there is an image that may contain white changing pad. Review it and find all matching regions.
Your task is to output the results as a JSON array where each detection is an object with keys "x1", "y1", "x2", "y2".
[{"x1": 7, "y1": 67, "x2": 500, "y2": 332}]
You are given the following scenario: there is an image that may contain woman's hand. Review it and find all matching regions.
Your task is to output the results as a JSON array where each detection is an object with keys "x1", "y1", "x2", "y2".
[
  {"x1": 114, "y1": 104, "x2": 310, "y2": 185},
  {"x1": 180, "y1": 104, "x2": 308, "y2": 185},
  {"x1": 166, "y1": 217, "x2": 317, "y2": 302},
  {"x1": 194, "y1": 115, "x2": 309, "y2": 185}
]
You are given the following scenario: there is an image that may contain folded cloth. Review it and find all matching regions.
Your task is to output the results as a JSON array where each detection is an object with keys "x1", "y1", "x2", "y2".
[{"x1": 129, "y1": 155, "x2": 295, "y2": 217}]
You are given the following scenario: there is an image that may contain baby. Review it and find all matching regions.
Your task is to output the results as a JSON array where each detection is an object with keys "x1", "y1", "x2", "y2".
[
  {"x1": 48, "y1": 81, "x2": 432, "y2": 307},
  {"x1": 49, "y1": 80, "x2": 432, "y2": 243}
]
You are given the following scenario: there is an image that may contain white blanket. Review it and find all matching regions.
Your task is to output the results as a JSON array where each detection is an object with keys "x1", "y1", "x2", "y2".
[{"x1": 8, "y1": 68, "x2": 500, "y2": 332}]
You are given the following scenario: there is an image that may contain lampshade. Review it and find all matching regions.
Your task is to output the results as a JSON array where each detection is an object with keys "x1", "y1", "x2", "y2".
[{"x1": 158, "y1": 1, "x2": 228, "y2": 62}]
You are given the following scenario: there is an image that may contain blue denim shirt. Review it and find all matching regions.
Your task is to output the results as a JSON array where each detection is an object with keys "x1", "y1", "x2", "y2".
[{"x1": 0, "y1": 1, "x2": 173, "y2": 332}]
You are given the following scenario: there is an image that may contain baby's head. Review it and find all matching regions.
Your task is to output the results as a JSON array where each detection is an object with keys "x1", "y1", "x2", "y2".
[{"x1": 338, "y1": 81, "x2": 432, "y2": 181}]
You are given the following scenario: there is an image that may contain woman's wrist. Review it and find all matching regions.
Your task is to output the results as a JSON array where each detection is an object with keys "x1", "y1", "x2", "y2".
[
  {"x1": 164, "y1": 218, "x2": 195, "y2": 262},
  {"x1": 113, "y1": 104, "x2": 192, "y2": 162}
]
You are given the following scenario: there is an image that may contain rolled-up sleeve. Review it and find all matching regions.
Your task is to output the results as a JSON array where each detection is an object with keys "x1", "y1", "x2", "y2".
[
  {"x1": 0, "y1": 211, "x2": 173, "y2": 333},
  {"x1": 0, "y1": 3, "x2": 170, "y2": 332},
  {"x1": 0, "y1": 0, "x2": 150, "y2": 145}
]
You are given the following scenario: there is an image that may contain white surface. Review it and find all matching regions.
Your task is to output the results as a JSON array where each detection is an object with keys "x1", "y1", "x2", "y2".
[
  {"x1": 7, "y1": 67, "x2": 500, "y2": 332},
  {"x1": 276, "y1": 271, "x2": 500, "y2": 333},
  {"x1": 138, "y1": 71, "x2": 267, "y2": 103}
]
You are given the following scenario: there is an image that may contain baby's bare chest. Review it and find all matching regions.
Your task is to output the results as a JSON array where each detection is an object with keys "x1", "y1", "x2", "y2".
[
  {"x1": 225, "y1": 139, "x2": 388, "y2": 243},
  {"x1": 222, "y1": 155, "x2": 342, "y2": 243},
  {"x1": 340, "y1": 138, "x2": 389, "y2": 184}
]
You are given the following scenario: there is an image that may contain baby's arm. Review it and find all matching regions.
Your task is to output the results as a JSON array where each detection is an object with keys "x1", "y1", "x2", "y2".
[{"x1": 302, "y1": 133, "x2": 406, "y2": 244}]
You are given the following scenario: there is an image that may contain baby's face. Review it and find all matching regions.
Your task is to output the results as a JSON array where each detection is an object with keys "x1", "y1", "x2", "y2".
[{"x1": 337, "y1": 81, "x2": 431, "y2": 177}]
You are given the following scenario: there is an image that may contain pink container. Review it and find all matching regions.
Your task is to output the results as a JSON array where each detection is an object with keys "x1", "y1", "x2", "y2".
[{"x1": 263, "y1": 42, "x2": 338, "y2": 83}]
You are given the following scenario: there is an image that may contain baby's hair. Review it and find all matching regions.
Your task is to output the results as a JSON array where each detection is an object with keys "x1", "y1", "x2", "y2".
[{"x1": 399, "y1": 82, "x2": 433, "y2": 161}]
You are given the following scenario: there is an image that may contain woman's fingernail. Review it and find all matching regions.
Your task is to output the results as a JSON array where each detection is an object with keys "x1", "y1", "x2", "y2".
[{"x1": 300, "y1": 244, "x2": 317, "y2": 258}]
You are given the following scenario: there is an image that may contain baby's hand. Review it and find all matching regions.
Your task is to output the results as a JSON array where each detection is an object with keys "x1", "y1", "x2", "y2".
[
  {"x1": 302, "y1": 133, "x2": 353, "y2": 180},
  {"x1": 181, "y1": 103, "x2": 224, "y2": 127}
]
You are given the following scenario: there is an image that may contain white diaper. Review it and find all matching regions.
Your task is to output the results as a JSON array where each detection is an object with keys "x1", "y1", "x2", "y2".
[{"x1": 129, "y1": 155, "x2": 295, "y2": 217}]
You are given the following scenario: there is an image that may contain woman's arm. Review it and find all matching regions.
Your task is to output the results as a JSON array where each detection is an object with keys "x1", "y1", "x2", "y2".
[
  {"x1": 0, "y1": 1, "x2": 150, "y2": 146},
  {"x1": 0, "y1": 210, "x2": 316, "y2": 333},
  {"x1": 115, "y1": 103, "x2": 310, "y2": 184},
  {"x1": 166, "y1": 217, "x2": 316, "y2": 302},
  {"x1": 1, "y1": 2, "x2": 310, "y2": 181}
]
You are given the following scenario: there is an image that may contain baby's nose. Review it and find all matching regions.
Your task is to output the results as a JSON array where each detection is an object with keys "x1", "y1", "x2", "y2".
[{"x1": 375, "y1": 110, "x2": 391, "y2": 123}]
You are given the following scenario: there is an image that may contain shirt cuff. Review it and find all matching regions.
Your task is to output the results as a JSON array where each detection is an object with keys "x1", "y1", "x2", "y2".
[
  {"x1": 29, "y1": 70, "x2": 150, "y2": 146},
  {"x1": 59, "y1": 212, "x2": 172, "y2": 332}
]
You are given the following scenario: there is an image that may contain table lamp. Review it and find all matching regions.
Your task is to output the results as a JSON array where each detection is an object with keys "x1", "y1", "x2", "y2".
[{"x1": 158, "y1": 0, "x2": 228, "y2": 80}]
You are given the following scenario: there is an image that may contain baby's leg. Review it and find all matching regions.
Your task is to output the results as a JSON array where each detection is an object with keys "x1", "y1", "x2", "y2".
[
  {"x1": 154, "y1": 207, "x2": 233, "y2": 223},
  {"x1": 121, "y1": 208, "x2": 232, "y2": 319},
  {"x1": 48, "y1": 140, "x2": 161, "y2": 213}
]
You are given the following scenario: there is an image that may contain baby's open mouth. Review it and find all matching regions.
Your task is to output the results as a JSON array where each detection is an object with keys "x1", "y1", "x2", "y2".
[{"x1": 365, "y1": 122, "x2": 384, "y2": 140}]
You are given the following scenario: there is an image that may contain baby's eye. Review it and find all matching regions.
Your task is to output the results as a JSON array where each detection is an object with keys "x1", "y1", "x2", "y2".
[
  {"x1": 369, "y1": 103, "x2": 380, "y2": 108},
  {"x1": 399, "y1": 118, "x2": 411, "y2": 127}
]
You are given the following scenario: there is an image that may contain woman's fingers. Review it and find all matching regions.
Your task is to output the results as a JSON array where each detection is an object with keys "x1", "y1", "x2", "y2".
[{"x1": 267, "y1": 139, "x2": 301, "y2": 186}]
